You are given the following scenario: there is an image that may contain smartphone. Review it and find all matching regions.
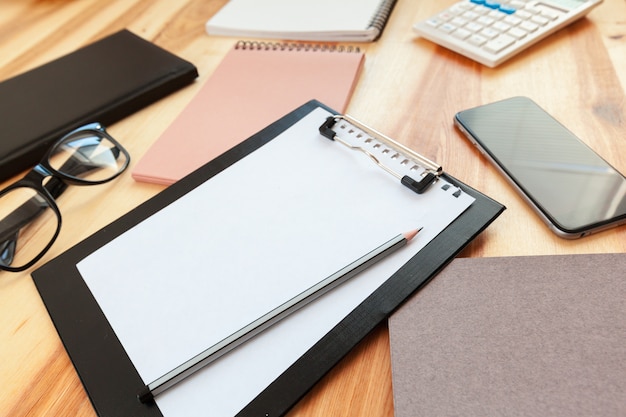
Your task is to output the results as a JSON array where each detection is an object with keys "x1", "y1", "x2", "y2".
[{"x1": 454, "y1": 96, "x2": 626, "y2": 239}]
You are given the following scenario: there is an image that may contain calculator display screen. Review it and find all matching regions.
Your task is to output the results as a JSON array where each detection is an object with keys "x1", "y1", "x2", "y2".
[
  {"x1": 455, "y1": 96, "x2": 626, "y2": 235},
  {"x1": 541, "y1": 0, "x2": 586, "y2": 10}
]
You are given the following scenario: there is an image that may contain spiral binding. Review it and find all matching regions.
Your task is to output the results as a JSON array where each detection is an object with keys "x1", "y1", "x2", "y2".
[
  {"x1": 235, "y1": 40, "x2": 360, "y2": 53},
  {"x1": 367, "y1": 0, "x2": 398, "y2": 34}
]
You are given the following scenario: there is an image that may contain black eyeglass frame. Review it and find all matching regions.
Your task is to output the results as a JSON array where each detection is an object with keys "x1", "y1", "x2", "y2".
[{"x1": 0, "y1": 122, "x2": 129, "y2": 272}]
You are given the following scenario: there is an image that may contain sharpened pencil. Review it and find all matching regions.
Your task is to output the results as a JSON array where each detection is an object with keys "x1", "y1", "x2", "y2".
[{"x1": 138, "y1": 227, "x2": 422, "y2": 403}]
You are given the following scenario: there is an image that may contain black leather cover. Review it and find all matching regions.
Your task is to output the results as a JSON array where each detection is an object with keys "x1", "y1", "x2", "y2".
[{"x1": 0, "y1": 29, "x2": 198, "y2": 181}]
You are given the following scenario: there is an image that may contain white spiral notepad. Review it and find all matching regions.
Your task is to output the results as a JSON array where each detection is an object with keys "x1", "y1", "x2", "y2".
[{"x1": 205, "y1": 0, "x2": 398, "y2": 42}]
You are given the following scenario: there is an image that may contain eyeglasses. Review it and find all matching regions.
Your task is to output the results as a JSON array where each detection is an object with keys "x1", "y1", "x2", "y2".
[{"x1": 0, "y1": 123, "x2": 129, "y2": 272}]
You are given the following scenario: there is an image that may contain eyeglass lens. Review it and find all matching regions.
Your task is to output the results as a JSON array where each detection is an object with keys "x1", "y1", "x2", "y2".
[
  {"x1": 0, "y1": 127, "x2": 129, "y2": 271},
  {"x1": 0, "y1": 186, "x2": 59, "y2": 270},
  {"x1": 48, "y1": 131, "x2": 129, "y2": 182}
]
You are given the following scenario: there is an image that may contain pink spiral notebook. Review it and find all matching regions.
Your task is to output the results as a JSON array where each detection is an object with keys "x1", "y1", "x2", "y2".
[{"x1": 132, "y1": 41, "x2": 364, "y2": 185}]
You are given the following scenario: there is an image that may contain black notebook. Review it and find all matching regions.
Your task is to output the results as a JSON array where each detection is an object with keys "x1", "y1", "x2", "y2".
[
  {"x1": 0, "y1": 29, "x2": 198, "y2": 181},
  {"x1": 32, "y1": 100, "x2": 504, "y2": 417}
]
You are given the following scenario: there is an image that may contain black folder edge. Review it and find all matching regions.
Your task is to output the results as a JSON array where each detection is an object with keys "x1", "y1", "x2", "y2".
[{"x1": 31, "y1": 100, "x2": 505, "y2": 417}]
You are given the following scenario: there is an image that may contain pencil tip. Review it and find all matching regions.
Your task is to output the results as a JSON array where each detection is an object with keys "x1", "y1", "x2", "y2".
[{"x1": 404, "y1": 227, "x2": 422, "y2": 241}]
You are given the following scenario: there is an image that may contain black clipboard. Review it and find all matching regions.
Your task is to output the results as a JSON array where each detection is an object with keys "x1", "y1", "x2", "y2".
[{"x1": 32, "y1": 100, "x2": 505, "y2": 417}]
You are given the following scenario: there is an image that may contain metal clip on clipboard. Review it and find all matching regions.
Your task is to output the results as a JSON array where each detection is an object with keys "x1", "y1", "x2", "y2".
[{"x1": 319, "y1": 115, "x2": 442, "y2": 194}]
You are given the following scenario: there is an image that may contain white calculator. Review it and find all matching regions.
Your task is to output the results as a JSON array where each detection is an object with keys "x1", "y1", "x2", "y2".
[{"x1": 413, "y1": 0, "x2": 603, "y2": 67}]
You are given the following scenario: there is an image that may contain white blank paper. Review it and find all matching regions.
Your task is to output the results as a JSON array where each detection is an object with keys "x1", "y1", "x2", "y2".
[{"x1": 78, "y1": 107, "x2": 474, "y2": 416}]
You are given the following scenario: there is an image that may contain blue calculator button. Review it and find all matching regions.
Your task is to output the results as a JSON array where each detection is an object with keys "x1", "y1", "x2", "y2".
[
  {"x1": 498, "y1": 4, "x2": 517, "y2": 14},
  {"x1": 484, "y1": 1, "x2": 501, "y2": 8},
  {"x1": 470, "y1": 0, "x2": 486, "y2": 4}
]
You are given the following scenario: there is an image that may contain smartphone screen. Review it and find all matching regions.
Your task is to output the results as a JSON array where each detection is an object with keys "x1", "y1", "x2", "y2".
[{"x1": 455, "y1": 96, "x2": 626, "y2": 238}]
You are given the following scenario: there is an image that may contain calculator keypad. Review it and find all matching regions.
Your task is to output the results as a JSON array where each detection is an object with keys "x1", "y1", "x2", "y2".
[
  {"x1": 413, "y1": 0, "x2": 600, "y2": 67},
  {"x1": 424, "y1": 0, "x2": 563, "y2": 54}
]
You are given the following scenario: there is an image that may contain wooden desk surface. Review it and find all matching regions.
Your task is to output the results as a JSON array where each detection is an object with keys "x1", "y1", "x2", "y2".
[{"x1": 1, "y1": 1, "x2": 624, "y2": 416}]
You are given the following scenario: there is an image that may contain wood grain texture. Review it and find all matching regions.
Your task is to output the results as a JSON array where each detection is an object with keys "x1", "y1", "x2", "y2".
[{"x1": 0, "y1": 1, "x2": 624, "y2": 416}]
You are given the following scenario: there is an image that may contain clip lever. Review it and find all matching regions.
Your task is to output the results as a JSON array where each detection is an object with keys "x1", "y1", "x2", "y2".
[
  {"x1": 319, "y1": 115, "x2": 440, "y2": 194},
  {"x1": 319, "y1": 116, "x2": 338, "y2": 140}
]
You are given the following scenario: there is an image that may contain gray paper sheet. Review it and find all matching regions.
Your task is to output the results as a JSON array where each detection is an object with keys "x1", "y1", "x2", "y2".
[{"x1": 389, "y1": 254, "x2": 626, "y2": 417}]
